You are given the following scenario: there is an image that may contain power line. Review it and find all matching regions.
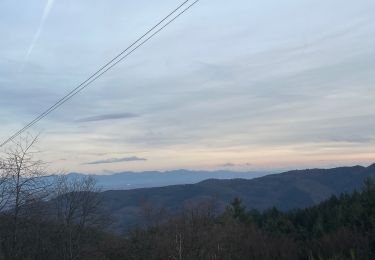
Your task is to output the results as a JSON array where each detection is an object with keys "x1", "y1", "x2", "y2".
[
  {"x1": 1, "y1": 0, "x2": 197, "y2": 148},
  {"x1": 1, "y1": 0, "x2": 199, "y2": 148}
]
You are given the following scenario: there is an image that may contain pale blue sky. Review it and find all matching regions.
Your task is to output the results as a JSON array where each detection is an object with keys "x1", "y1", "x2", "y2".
[{"x1": 1, "y1": 0, "x2": 375, "y2": 173}]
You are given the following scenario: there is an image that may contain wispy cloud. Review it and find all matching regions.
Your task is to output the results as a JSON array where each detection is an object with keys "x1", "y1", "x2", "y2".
[
  {"x1": 84, "y1": 156, "x2": 147, "y2": 165},
  {"x1": 220, "y1": 163, "x2": 252, "y2": 168},
  {"x1": 77, "y1": 113, "x2": 139, "y2": 122},
  {"x1": 25, "y1": 0, "x2": 55, "y2": 62},
  {"x1": 221, "y1": 163, "x2": 235, "y2": 167}
]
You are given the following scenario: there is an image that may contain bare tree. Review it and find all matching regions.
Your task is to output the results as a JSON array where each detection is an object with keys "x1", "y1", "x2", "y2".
[
  {"x1": 52, "y1": 174, "x2": 104, "y2": 260},
  {"x1": 0, "y1": 135, "x2": 106, "y2": 260},
  {"x1": 0, "y1": 160, "x2": 10, "y2": 212},
  {"x1": 0, "y1": 134, "x2": 48, "y2": 259}
]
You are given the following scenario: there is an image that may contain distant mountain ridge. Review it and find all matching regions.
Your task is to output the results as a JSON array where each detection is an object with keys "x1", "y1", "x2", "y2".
[
  {"x1": 99, "y1": 164, "x2": 375, "y2": 231},
  {"x1": 61, "y1": 170, "x2": 268, "y2": 190}
]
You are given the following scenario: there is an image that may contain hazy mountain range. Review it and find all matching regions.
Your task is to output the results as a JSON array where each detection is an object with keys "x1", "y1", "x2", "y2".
[
  {"x1": 60, "y1": 170, "x2": 269, "y2": 190},
  {"x1": 98, "y1": 164, "x2": 375, "y2": 232}
]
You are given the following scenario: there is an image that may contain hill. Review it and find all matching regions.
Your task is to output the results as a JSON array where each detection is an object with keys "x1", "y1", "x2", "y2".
[
  {"x1": 2, "y1": 170, "x2": 375, "y2": 259},
  {"x1": 61, "y1": 170, "x2": 267, "y2": 190},
  {"x1": 101, "y1": 164, "x2": 375, "y2": 231}
]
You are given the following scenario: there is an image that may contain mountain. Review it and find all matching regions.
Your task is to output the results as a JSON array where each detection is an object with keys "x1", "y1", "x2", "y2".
[
  {"x1": 100, "y1": 164, "x2": 375, "y2": 232},
  {"x1": 64, "y1": 170, "x2": 268, "y2": 190}
]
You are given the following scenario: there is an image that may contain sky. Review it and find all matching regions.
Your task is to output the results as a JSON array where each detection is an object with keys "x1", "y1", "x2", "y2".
[{"x1": 1, "y1": 0, "x2": 375, "y2": 174}]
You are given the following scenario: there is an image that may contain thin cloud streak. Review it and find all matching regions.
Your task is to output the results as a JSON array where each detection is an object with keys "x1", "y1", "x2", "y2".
[
  {"x1": 77, "y1": 113, "x2": 139, "y2": 122},
  {"x1": 25, "y1": 0, "x2": 55, "y2": 62},
  {"x1": 221, "y1": 163, "x2": 235, "y2": 167},
  {"x1": 220, "y1": 163, "x2": 253, "y2": 168},
  {"x1": 84, "y1": 156, "x2": 147, "y2": 165}
]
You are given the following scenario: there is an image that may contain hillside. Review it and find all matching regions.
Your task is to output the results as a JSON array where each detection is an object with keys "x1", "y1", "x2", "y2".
[
  {"x1": 60, "y1": 170, "x2": 267, "y2": 190},
  {"x1": 101, "y1": 164, "x2": 375, "y2": 231},
  {"x1": 2, "y1": 170, "x2": 375, "y2": 259}
]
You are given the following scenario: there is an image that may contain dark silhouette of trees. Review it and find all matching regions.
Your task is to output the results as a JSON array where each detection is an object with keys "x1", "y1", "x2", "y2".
[
  {"x1": 1, "y1": 137, "x2": 375, "y2": 259},
  {"x1": 0, "y1": 135, "x2": 49, "y2": 260},
  {"x1": 0, "y1": 136, "x2": 106, "y2": 260},
  {"x1": 52, "y1": 174, "x2": 105, "y2": 260},
  {"x1": 116, "y1": 178, "x2": 375, "y2": 260}
]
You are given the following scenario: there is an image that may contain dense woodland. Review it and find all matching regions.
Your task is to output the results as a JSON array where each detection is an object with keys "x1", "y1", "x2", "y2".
[
  {"x1": 98, "y1": 163, "x2": 375, "y2": 231},
  {"x1": 0, "y1": 177, "x2": 374, "y2": 259},
  {"x1": 1, "y1": 138, "x2": 375, "y2": 259}
]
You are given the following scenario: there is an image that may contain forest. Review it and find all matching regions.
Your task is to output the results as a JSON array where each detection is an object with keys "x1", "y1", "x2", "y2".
[
  {"x1": 1, "y1": 176, "x2": 375, "y2": 259},
  {"x1": 1, "y1": 138, "x2": 375, "y2": 259}
]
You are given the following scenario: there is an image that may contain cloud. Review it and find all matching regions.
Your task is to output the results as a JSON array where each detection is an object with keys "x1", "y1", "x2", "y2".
[
  {"x1": 77, "y1": 113, "x2": 139, "y2": 122},
  {"x1": 221, "y1": 163, "x2": 236, "y2": 167},
  {"x1": 84, "y1": 156, "x2": 147, "y2": 165},
  {"x1": 220, "y1": 163, "x2": 253, "y2": 168},
  {"x1": 2, "y1": 0, "x2": 375, "y2": 173},
  {"x1": 25, "y1": 0, "x2": 55, "y2": 62}
]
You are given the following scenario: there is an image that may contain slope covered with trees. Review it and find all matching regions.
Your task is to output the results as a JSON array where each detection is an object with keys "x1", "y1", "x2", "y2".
[
  {"x1": 1, "y1": 138, "x2": 375, "y2": 259},
  {"x1": 1, "y1": 174, "x2": 375, "y2": 259},
  {"x1": 101, "y1": 164, "x2": 375, "y2": 231}
]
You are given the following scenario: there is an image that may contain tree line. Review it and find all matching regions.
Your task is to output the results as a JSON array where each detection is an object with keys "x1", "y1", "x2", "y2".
[
  {"x1": 0, "y1": 136, "x2": 104, "y2": 260},
  {"x1": 1, "y1": 136, "x2": 375, "y2": 259}
]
